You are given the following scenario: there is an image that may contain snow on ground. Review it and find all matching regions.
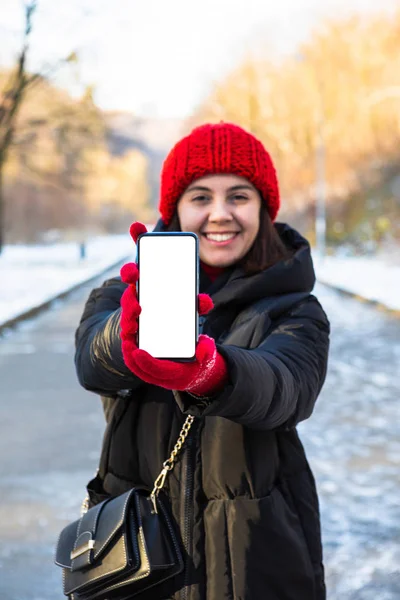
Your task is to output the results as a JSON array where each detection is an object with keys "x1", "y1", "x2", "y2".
[
  {"x1": 315, "y1": 254, "x2": 400, "y2": 312},
  {"x1": 0, "y1": 235, "x2": 135, "y2": 326},
  {"x1": 300, "y1": 282, "x2": 400, "y2": 599},
  {"x1": 1, "y1": 236, "x2": 399, "y2": 328}
]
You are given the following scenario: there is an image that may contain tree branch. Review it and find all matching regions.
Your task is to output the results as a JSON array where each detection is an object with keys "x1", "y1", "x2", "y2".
[{"x1": 0, "y1": 1, "x2": 37, "y2": 160}]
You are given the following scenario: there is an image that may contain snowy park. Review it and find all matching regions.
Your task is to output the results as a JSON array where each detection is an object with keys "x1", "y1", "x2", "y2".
[
  {"x1": 2, "y1": 1, "x2": 400, "y2": 598},
  {"x1": 1, "y1": 235, "x2": 399, "y2": 330},
  {"x1": 0, "y1": 235, "x2": 399, "y2": 599}
]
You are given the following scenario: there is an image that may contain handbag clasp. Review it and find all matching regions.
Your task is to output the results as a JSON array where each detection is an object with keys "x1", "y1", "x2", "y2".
[
  {"x1": 150, "y1": 464, "x2": 170, "y2": 513},
  {"x1": 70, "y1": 539, "x2": 95, "y2": 560}
]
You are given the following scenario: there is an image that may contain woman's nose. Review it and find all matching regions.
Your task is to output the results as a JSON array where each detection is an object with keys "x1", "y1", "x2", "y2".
[{"x1": 208, "y1": 200, "x2": 233, "y2": 222}]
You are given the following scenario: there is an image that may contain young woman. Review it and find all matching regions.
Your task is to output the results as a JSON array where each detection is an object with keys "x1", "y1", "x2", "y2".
[{"x1": 75, "y1": 122, "x2": 330, "y2": 600}]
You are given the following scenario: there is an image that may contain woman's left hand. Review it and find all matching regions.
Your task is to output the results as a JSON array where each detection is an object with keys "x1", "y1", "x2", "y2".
[
  {"x1": 120, "y1": 289, "x2": 227, "y2": 394},
  {"x1": 125, "y1": 333, "x2": 227, "y2": 394}
]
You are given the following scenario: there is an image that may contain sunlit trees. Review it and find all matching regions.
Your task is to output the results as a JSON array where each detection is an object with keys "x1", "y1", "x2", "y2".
[
  {"x1": 191, "y1": 9, "x2": 400, "y2": 244},
  {"x1": 1, "y1": 2, "x2": 153, "y2": 245},
  {"x1": 0, "y1": 1, "x2": 82, "y2": 249},
  {"x1": 4, "y1": 76, "x2": 152, "y2": 242}
]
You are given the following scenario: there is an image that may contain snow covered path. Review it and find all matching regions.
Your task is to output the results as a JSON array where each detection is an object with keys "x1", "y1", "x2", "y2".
[
  {"x1": 300, "y1": 283, "x2": 400, "y2": 599},
  {"x1": 0, "y1": 235, "x2": 134, "y2": 328},
  {"x1": 314, "y1": 255, "x2": 400, "y2": 312}
]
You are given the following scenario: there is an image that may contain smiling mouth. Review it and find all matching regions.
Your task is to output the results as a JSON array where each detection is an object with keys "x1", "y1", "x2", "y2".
[{"x1": 202, "y1": 232, "x2": 239, "y2": 242}]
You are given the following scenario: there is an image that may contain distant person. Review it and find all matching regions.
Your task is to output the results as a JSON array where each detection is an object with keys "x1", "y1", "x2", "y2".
[{"x1": 75, "y1": 122, "x2": 330, "y2": 599}]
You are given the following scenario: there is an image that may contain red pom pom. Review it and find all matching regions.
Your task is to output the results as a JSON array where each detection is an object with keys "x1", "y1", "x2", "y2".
[
  {"x1": 120, "y1": 262, "x2": 139, "y2": 284},
  {"x1": 129, "y1": 222, "x2": 148, "y2": 243},
  {"x1": 198, "y1": 293, "x2": 214, "y2": 316}
]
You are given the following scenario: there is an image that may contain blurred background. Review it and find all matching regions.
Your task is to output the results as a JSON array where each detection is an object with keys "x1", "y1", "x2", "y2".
[
  {"x1": 0, "y1": 1, "x2": 399, "y2": 599},
  {"x1": 1, "y1": 0, "x2": 400, "y2": 251}
]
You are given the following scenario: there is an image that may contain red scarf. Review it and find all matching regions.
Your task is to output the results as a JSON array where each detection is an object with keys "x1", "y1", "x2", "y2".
[{"x1": 200, "y1": 261, "x2": 225, "y2": 283}]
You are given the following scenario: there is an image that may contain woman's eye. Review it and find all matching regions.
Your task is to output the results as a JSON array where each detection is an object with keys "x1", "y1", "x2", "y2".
[
  {"x1": 231, "y1": 194, "x2": 248, "y2": 202},
  {"x1": 192, "y1": 195, "x2": 209, "y2": 202}
]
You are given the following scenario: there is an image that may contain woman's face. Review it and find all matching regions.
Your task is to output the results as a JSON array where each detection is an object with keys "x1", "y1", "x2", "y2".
[{"x1": 177, "y1": 174, "x2": 261, "y2": 268}]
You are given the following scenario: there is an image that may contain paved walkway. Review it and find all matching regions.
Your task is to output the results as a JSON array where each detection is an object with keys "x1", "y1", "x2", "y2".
[{"x1": 0, "y1": 274, "x2": 399, "y2": 599}]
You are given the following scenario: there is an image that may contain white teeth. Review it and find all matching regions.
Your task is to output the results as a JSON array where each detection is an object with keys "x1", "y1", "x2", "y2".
[{"x1": 205, "y1": 233, "x2": 236, "y2": 242}]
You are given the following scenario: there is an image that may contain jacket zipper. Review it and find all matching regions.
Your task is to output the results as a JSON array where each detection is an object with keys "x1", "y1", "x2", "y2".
[
  {"x1": 179, "y1": 422, "x2": 197, "y2": 600},
  {"x1": 179, "y1": 315, "x2": 203, "y2": 599}
]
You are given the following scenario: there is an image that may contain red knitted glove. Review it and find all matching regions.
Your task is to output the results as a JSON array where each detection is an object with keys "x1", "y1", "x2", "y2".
[
  {"x1": 119, "y1": 222, "x2": 228, "y2": 395},
  {"x1": 125, "y1": 334, "x2": 227, "y2": 394}
]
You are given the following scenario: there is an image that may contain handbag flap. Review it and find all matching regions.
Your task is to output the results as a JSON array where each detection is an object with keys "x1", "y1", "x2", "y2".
[{"x1": 55, "y1": 489, "x2": 136, "y2": 572}]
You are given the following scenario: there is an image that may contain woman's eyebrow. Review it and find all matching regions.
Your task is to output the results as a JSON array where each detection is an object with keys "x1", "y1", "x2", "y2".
[
  {"x1": 186, "y1": 184, "x2": 254, "y2": 192},
  {"x1": 186, "y1": 185, "x2": 211, "y2": 192},
  {"x1": 228, "y1": 185, "x2": 254, "y2": 192}
]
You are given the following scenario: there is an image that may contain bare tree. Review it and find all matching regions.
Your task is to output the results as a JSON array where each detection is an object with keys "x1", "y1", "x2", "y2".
[
  {"x1": 0, "y1": 1, "x2": 78, "y2": 252},
  {"x1": 0, "y1": 2, "x2": 39, "y2": 252}
]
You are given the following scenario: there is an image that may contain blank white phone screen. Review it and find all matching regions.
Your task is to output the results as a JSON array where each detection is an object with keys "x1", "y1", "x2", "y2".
[{"x1": 138, "y1": 234, "x2": 198, "y2": 359}]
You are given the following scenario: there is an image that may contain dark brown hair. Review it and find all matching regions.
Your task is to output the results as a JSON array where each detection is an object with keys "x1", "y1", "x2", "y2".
[
  {"x1": 165, "y1": 202, "x2": 292, "y2": 275},
  {"x1": 240, "y1": 202, "x2": 293, "y2": 274}
]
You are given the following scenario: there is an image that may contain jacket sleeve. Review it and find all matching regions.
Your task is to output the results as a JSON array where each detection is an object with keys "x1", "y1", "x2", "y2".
[
  {"x1": 174, "y1": 297, "x2": 330, "y2": 431},
  {"x1": 74, "y1": 277, "x2": 143, "y2": 396}
]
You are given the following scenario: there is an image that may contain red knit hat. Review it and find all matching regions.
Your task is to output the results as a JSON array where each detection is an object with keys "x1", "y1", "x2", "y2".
[{"x1": 159, "y1": 122, "x2": 280, "y2": 225}]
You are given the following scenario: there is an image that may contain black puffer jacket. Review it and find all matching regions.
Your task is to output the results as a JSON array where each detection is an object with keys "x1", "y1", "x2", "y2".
[{"x1": 75, "y1": 223, "x2": 330, "y2": 600}]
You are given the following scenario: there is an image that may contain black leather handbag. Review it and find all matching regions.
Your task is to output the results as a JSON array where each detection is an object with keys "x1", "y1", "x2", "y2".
[{"x1": 55, "y1": 415, "x2": 194, "y2": 600}]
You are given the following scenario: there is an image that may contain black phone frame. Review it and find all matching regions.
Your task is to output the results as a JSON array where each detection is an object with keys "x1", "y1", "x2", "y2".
[{"x1": 136, "y1": 231, "x2": 199, "y2": 362}]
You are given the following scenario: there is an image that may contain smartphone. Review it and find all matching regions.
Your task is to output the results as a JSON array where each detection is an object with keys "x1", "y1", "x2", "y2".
[{"x1": 137, "y1": 232, "x2": 199, "y2": 360}]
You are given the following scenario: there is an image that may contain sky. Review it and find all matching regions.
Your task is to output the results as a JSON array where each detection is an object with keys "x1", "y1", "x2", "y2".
[{"x1": 0, "y1": 0, "x2": 398, "y2": 118}]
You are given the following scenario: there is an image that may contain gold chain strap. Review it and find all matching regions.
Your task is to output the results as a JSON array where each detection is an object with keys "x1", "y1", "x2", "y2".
[
  {"x1": 80, "y1": 495, "x2": 90, "y2": 516},
  {"x1": 80, "y1": 415, "x2": 195, "y2": 516},
  {"x1": 150, "y1": 414, "x2": 195, "y2": 513}
]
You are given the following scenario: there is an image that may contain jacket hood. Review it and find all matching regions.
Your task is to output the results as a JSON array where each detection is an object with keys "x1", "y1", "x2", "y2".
[{"x1": 152, "y1": 219, "x2": 315, "y2": 309}]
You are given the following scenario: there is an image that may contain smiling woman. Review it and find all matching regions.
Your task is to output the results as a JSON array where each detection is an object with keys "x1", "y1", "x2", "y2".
[{"x1": 74, "y1": 121, "x2": 330, "y2": 600}]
